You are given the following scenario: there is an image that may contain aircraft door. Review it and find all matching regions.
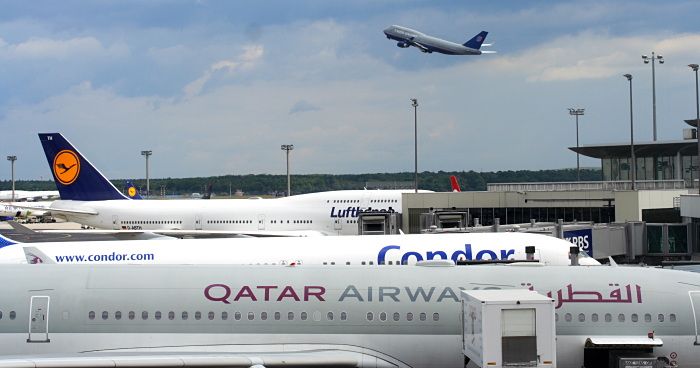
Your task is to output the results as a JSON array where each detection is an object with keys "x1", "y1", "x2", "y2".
[
  {"x1": 195, "y1": 214, "x2": 202, "y2": 230},
  {"x1": 258, "y1": 215, "x2": 265, "y2": 230},
  {"x1": 28, "y1": 296, "x2": 50, "y2": 343},
  {"x1": 689, "y1": 291, "x2": 700, "y2": 344},
  {"x1": 112, "y1": 215, "x2": 120, "y2": 230}
]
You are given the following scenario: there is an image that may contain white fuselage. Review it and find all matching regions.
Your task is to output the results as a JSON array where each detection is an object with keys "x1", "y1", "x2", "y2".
[
  {"x1": 0, "y1": 264, "x2": 698, "y2": 367},
  {"x1": 49, "y1": 189, "x2": 417, "y2": 235},
  {"x1": 1, "y1": 232, "x2": 599, "y2": 266}
]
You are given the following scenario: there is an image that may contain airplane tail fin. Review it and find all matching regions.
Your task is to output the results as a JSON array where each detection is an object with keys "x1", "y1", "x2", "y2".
[
  {"x1": 463, "y1": 31, "x2": 488, "y2": 50},
  {"x1": 202, "y1": 184, "x2": 213, "y2": 199},
  {"x1": 39, "y1": 133, "x2": 128, "y2": 201},
  {"x1": 125, "y1": 181, "x2": 143, "y2": 200},
  {"x1": 450, "y1": 176, "x2": 461, "y2": 192},
  {"x1": 23, "y1": 246, "x2": 55, "y2": 264}
]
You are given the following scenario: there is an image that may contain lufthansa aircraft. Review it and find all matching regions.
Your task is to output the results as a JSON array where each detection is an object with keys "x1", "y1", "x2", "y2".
[
  {"x1": 23, "y1": 133, "x2": 431, "y2": 236},
  {"x1": 0, "y1": 232, "x2": 600, "y2": 266},
  {"x1": 383, "y1": 25, "x2": 494, "y2": 55},
  {"x1": 0, "y1": 263, "x2": 695, "y2": 367}
]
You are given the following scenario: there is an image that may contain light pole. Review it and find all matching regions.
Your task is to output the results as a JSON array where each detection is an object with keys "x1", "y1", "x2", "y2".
[
  {"x1": 624, "y1": 74, "x2": 636, "y2": 190},
  {"x1": 6, "y1": 156, "x2": 16, "y2": 202},
  {"x1": 642, "y1": 52, "x2": 664, "y2": 141},
  {"x1": 690, "y1": 63, "x2": 699, "y2": 193},
  {"x1": 567, "y1": 108, "x2": 585, "y2": 182},
  {"x1": 411, "y1": 98, "x2": 418, "y2": 193},
  {"x1": 281, "y1": 144, "x2": 293, "y2": 196},
  {"x1": 141, "y1": 150, "x2": 152, "y2": 199}
]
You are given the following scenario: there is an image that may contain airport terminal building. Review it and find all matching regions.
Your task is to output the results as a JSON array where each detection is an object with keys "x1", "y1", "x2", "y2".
[{"x1": 396, "y1": 138, "x2": 700, "y2": 264}]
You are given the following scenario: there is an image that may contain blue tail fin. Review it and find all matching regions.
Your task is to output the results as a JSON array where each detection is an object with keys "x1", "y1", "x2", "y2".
[
  {"x1": 39, "y1": 133, "x2": 128, "y2": 201},
  {"x1": 463, "y1": 31, "x2": 488, "y2": 49},
  {"x1": 125, "y1": 181, "x2": 143, "y2": 199}
]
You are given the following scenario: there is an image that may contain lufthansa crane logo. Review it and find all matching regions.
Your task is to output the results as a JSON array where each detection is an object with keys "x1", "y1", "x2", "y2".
[
  {"x1": 128, "y1": 187, "x2": 137, "y2": 197},
  {"x1": 53, "y1": 150, "x2": 80, "y2": 185}
]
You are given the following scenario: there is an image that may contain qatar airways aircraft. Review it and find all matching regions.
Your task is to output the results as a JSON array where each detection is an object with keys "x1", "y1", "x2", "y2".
[
  {"x1": 23, "y1": 133, "x2": 431, "y2": 236},
  {"x1": 0, "y1": 263, "x2": 695, "y2": 367},
  {"x1": 0, "y1": 232, "x2": 600, "y2": 266}
]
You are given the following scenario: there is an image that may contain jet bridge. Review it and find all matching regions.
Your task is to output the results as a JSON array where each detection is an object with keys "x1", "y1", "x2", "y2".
[{"x1": 357, "y1": 209, "x2": 401, "y2": 235}]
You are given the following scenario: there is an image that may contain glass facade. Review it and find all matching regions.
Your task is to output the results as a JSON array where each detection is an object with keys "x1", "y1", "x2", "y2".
[{"x1": 602, "y1": 153, "x2": 697, "y2": 184}]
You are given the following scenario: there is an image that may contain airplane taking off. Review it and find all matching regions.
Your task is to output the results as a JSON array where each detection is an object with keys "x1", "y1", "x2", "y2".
[
  {"x1": 0, "y1": 231, "x2": 600, "y2": 266},
  {"x1": 25, "y1": 133, "x2": 432, "y2": 236},
  {"x1": 0, "y1": 263, "x2": 694, "y2": 367},
  {"x1": 383, "y1": 25, "x2": 494, "y2": 55}
]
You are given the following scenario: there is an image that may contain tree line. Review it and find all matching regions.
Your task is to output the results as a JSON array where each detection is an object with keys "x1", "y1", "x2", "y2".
[{"x1": 1, "y1": 168, "x2": 601, "y2": 196}]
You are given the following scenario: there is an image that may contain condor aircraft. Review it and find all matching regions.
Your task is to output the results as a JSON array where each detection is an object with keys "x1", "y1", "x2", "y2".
[
  {"x1": 383, "y1": 25, "x2": 494, "y2": 55},
  {"x1": 0, "y1": 232, "x2": 600, "y2": 266},
  {"x1": 27, "y1": 133, "x2": 431, "y2": 236},
  {"x1": 0, "y1": 263, "x2": 695, "y2": 367}
]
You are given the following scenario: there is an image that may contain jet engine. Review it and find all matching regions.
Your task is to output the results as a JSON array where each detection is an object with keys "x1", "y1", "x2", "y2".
[{"x1": 396, "y1": 42, "x2": 410, "y2": 48}]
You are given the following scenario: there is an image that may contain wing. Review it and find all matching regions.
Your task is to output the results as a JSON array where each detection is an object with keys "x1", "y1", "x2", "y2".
[
  {"x1": 0, "y1": 350, "x2": 364, "y2": 367},
  {"x1": 10, "y1": 203, "x2": 98, "y2": 216},
  {"x1": 405, "y1": 39, "x2": 431, "y2": 53}
]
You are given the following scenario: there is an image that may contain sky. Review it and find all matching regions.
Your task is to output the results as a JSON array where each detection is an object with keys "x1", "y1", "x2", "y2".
[{"x1": 2, "y1": 0, "x2": 700, "y2": 181}]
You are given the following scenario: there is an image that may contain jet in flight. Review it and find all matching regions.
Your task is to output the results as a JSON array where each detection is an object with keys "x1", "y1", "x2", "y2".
[
  {"x1": 0, "y1": 262, "x2": 693, "y2": 367},
  {"x1": 22, "y1": 133, "x2": 432, "y2": 236},
  {"x1": 0, "y1": 231, "x2": 600, "y2": 266},
  {"x1": 383, "y1": 25, "x2": 494, "y2": 55}
]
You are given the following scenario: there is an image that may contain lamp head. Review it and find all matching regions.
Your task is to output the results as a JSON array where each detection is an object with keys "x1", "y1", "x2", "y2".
[
  {"x1": 689, "y1": 64, "x2": 699, "y2": 72},
  {"x1": 410, "y1": 98, "x2": 418, "y2": 107},
  {"x1": 624, "y1": 74, "x2": 632, "y2": 81}
]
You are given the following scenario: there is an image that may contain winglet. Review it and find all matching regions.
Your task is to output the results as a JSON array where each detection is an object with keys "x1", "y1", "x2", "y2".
[
  {"x1": 463, "y1": 31, "x2": 488, "y2": 50},
  {"x1": 23, "y1": 246, "x2": 55, "y2": 264},
  {"x1": 0, "y1": 233, "x2": 19, "y2": 248},
  {"x1": 39, "y1": 133, "x2": 128, "y2": 201}
]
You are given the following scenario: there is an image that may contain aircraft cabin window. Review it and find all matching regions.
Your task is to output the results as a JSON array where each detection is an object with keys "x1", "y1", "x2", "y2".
[
  {"x1": 658, "y1": 314, "x2": 665, "y2": 322},
  {"x1": 89, "y1": 311, "x2": 95, "y2": 320},
  {"x1": 129, "y1": 311, "x2": 135, "y2": 320},
  {"x1": 182, "y1": 311, "x2": 188, "y2": 320},
  {"x1": 631, "y1": 313, "x2": 638, "y2": 322},
  {"x1": 564, "y1": 313, "x2": 572, "y2": 322},
  {"x1": 393, "y1": 312, "x2": 400, "y2": 322},
  {"x1": 9, "y1": 311, "x2": 14, "y2": 320},
  {"x1": 248, "y1": 312, "x2": 255, "y2": 321},
  {"x1": 341, "y1": 312, "x2": 348, "y2": 321},
  {"x1": 379, "y1": 312, "x2": 387, "y2": 322},
  {"x1": 221, "y1": 311, "x2": 228, "y2": 320},
  {"x1": 116, "y1": 311, "x2": 122, "y2": 320},
  {"x1": 605, "y1": 313, "x2": 612, "y2": 322},
  {"x1": 261, "y1": 312, "x2": 268, "y2": 321},
  {"x1": 235, "y1": 311, "x2": 242, "y2": 320},
  {"x1": 419, "y1": 313, "x2": 427, "y2": 322},
  {"x1": 301, "y1": 312, "x2": 308, "y2": 321},
  {"x1": 407, "y1": 312, "x2": 413, "y2": 322},
  {"x1": 554, "y1": 313, "x2": 558, "y2": 322},
  {"x1": 169, "y1": 311, "x2": 175, "y2": 320},
  {"x1": 618, "y1": 314, "x2": 625, "y2": 322},
  {"x1": 366, "y1": 312, "x2": 374, "y2": 321},
  {"x1": 578, "y1": 313, "x2": 585, "y2": 322},
  {"x1": 154, "y1": 311, "x2": 161, "y2": 320},
  {"x1": 645, "y1": 313, "x2": 652, "y2": 322},
  {"x1": 142, "y1": 311, "x2": 148, "y2": 320},
  {"x1": 592, "y1": 313, "x2": 599, "y2": 322},
  {"x1": 327, "y1": 312, "x2": 334, "y2": 321},
  {"x1": 433, "y1": 313, "x2": 440, "y2": 322},
  {"x1": 288, "y1": 312, "x2": 294, "y2": 320},
  {"x1": 0, "y1": 311, "x2": 3, "y2": 319},
  {"x1": 195, "y1": 311, "x2": 202, "y2": 320},
  {"x1": 670, "y1": 313, "x2": 676, "y2": 322}
]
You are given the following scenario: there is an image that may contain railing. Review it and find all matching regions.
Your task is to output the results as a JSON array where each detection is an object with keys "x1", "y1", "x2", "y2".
[{"x1": 487, "y1": 180, "x2": 689, "y2": 192}]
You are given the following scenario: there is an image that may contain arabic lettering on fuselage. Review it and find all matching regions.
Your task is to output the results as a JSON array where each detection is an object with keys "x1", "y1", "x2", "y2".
[{"x1": 205, "y1": 282, "x2": 644, "y2": 308}]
